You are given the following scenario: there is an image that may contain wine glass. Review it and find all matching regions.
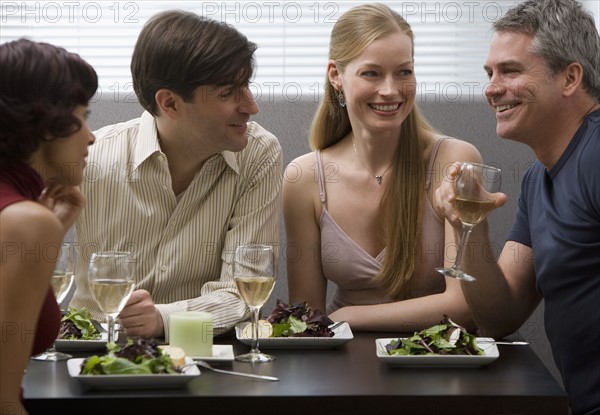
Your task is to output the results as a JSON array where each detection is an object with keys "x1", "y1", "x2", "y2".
[
  {"x1": 32, "y1": 242, "x2": 76, "y2": 361},
  {"x1": 436, "y1": 162, "x2": 502, "y2": 281},
  {"x1": 234, "y1": 244, "x2": 276, "y2": 363},
  {"x1": 88, "y1": 251, "x2": 135, "y2": 343}
]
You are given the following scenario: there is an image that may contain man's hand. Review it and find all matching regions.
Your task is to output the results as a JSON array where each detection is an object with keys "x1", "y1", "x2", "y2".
[
  {"x1": 118, "y1": 289, "x2": 164, "y2": 338},
  {"x1": 434, "y1": 162, "x2": 508, "y2": 228}
]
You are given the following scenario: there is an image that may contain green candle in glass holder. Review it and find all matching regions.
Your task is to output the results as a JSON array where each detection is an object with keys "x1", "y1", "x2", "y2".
[{"x1": 169, "y1": 311, "x2": 213, "y2": 358}]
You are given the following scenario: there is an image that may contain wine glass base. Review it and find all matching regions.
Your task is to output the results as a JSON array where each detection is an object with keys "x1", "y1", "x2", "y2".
[
  {"x1": 31, "y1": 350, "x2": 72, "y2": 361},
  {"x1": 235, "y1": 352, "x2": 276, "y2": 363},
  {"x1": 435, "y1": 267, "x2": 477, "y2": 282}
]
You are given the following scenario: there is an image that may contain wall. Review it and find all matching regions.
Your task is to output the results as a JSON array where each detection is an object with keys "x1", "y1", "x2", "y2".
[{"x1": 87, "y1": 95, "x2": 561, "y2": 387}]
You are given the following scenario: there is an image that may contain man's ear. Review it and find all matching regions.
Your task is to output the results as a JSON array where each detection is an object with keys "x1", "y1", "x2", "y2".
[
  {"x1": 155, "y1": 89, "x2": 182, "y2": 120},
  {"x1": 562, "y1": 62, "x2": 583, "y2": 97}
]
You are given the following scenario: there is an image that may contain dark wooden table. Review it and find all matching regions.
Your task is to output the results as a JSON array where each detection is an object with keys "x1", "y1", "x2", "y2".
[{"x1": 23, "y1": 331, "x2": 569, "y2": 415}]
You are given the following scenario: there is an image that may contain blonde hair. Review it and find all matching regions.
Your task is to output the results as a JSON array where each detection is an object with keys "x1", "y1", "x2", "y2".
[{"x1": 309, "y1": 3, "x2": 438, "y2": 299}]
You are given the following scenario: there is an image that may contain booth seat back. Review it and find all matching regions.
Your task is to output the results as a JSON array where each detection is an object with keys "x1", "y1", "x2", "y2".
[{"x1": 87, "y1": 96, "x2": 560, "y2": 385}]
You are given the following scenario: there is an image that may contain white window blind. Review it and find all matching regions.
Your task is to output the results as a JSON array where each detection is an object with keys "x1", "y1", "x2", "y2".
[{"x1": 1, "y1": 1, "x2": 599, "y2": 103}]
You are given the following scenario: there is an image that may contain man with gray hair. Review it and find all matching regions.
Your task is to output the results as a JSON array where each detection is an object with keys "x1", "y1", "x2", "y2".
[{"x1": 435, "y1": 1, "x2": 599, "y2": 413}]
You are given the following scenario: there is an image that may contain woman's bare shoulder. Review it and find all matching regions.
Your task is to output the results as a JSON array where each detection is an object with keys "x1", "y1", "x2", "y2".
[
  {"x1": 0, "y1": 200, "x2": 63, "y2": 243},
  {"x1": 284, "y1": 151, "x2": 320, "y2": 187},
  {"x1": 287, "y1": 151, "x2": 318, "y2": 169},
  {"x1": 433, "y1": 135, "x2": 483, "y2": 165}
]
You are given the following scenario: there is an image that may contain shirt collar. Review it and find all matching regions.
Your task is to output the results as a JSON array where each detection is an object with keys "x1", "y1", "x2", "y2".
[
  {"x1": 132, "y1": 111, "x2": 162, "y2": 167},
  {"x1": 134, "y1": 111, "x2": 241, "y2": 175},
  {"x1": 221, "y1": 151, "x2": 239, "y2": 175}
]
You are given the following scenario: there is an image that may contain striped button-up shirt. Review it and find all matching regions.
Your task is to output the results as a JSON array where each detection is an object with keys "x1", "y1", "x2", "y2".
[{"x1": 71, "y1": 111, "x2": 282, "y2": 338}]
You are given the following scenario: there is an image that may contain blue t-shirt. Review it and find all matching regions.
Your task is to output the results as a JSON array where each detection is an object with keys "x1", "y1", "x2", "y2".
[{"x1": 508, "y1": 109, "x2": 600, "y2": 415}]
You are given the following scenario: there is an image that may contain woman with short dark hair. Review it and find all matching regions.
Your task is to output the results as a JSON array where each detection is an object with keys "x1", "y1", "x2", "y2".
[{"x1": 0, "y1": 38, "x2": 97, "y2": 413}]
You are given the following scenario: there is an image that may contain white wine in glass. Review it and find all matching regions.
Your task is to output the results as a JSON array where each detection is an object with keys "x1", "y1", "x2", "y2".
[
  {"x1": 51, "y1": 270, "x2": 74, "y2": 304},
  {"x1": 32, "y1": 242, "x2": 76, "y2": 361},
  {"x1": 234, "y1": 244, "x2": 276, "y2": 363},
  {"x1": 436, "y1": 162, "x2": 502, "y2": 281},
  {"x1": 88, "y1": 251, "x2": 135, "y2": 343}
]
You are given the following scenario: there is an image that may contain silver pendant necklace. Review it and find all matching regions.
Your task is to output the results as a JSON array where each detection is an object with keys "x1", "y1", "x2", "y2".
[{"x1": 352, "y1": 136, "x2": 393, "y2": 185}]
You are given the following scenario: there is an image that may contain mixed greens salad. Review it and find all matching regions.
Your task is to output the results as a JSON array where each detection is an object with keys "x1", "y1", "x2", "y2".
[
  {"x1": 266, "y1": 299, "x2": 335, "y2": 337},
  {"x1": 385, "y1": 316, "x2": 484, "y2": 356},
  {"x1": 58, "y1": 307, "x2": 102, "y2": 340},
  {"x1": 80, "y1": 338, "x2": 180, "y2": 375}
]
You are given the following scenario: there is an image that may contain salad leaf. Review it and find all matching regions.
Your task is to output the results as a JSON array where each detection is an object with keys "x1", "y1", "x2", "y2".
[
  {"x1": 99, "y1": 356, "x2": 153, "y2": 375},
  {"x1": 266, "y1": 299, "x2": 334, "y2": 338},
  {"x1": 58, "y1": 307, "x2": 101, "y2": 340},
  {"x1": 385, "y1": 315, "x2": 484, "y2": 356},
  {"x1": 109, "y1": 337, "x2": 161, "y2": 362},
  {"x1": 80, "y1": 338, "x2": 180, "y2": 375},
  {"x1": 271, "y1": 315, "x2": 307, "y2": 337}
]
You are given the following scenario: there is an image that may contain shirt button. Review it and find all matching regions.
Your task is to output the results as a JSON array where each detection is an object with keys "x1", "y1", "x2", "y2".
[{"x1": 160, "y1": 265, "x2": 167, "y2": 272}]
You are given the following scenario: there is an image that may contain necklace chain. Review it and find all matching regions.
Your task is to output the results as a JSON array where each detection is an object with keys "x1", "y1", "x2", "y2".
[{"x1": 352, "y1": 136, "x2": 393, "y2": 185}]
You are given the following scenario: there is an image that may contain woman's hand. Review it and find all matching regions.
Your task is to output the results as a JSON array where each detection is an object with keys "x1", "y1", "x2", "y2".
[{"x1": 38, "y1": 184, "x2": 85, "y2": 232}]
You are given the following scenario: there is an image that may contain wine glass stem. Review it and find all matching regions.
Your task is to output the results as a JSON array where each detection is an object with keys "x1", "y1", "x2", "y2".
[
  {"x1": 250, "y1": 307, "x2": 260, "y2": 354},
  {"x1": 107, "y1": 314, "x2": 116, "y2": 343},
  {"x1": 454, "y1": 224, "x2": 474, "y2": 270}
]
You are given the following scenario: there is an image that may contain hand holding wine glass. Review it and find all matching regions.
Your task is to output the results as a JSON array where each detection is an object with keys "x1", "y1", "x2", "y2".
[
  {"x1": 234, "y1": 244, "x2": 276, "y2": 363},
  {"x1": 88, "y1": 251, "x2": 135, "y2": 343},
  {"x1": 436, "y1": 162, "x2": 502, "y2": 281},
  {"x1": 32, "y1": 242, "x2": 76, "y2": 361}
]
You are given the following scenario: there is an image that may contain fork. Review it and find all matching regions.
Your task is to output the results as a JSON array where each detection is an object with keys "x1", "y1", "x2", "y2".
[
  {"x1": 329, "y1": 321, "x2": 347, "y2": 331},
  {"x1": 185, "y1": 360, "x2": 279, "y2": 381},
  {"x1": 477, "y1": 340, "x2": 529, "y2": 345}
]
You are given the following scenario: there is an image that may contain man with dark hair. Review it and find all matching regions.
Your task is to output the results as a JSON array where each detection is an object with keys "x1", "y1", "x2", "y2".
[
  {"x1": 435, "y1": 0, "x2": 599, "y2": 413},
  {"x1": 71, "y1": 11, "x2": 282, "y2": 341}
]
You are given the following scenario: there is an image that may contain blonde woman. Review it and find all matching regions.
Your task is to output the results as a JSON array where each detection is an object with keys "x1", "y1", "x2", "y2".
[{"x1": 284, "y1": 3, "x2": 481, "y2": 331}]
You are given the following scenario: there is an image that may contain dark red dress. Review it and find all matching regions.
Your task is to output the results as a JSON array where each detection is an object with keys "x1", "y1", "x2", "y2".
[{"x1": 0, "y1": 162, "x2": 61, "y2": 355}]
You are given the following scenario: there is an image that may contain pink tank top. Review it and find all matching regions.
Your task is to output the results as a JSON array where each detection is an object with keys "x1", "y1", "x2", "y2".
[{"x1": 316, "y1": 139, "x2": 447, "y2": 313}]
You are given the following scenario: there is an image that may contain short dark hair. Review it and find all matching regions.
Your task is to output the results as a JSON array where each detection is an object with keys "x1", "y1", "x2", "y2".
[
  {"x1": 131, "y1": 10, "x2": 258, "y2": 115},
  {"x1": 0, "y1": 39, "x2": 98, "y2": 167}
]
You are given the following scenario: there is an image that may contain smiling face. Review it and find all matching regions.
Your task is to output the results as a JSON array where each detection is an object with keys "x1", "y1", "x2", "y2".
[
  {"x1": 39, "y1": 105, "x2": 95, "y2": 185},
  {"x1": 330, "y1": 32, "x2": 416, "y2": 138},
  {"x1": 177, "y1": 83, "x2": 259, "y2": 154},
  {"x1": 484, "y1": 31, "x2": 564, "y2": 145}
]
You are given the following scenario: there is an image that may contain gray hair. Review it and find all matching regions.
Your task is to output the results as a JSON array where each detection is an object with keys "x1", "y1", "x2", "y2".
[{"x1": 494, "y1": 0, "x2": 600, "y2": 102}]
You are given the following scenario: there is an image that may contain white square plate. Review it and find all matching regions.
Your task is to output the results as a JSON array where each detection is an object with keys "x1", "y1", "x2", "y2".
[
  {"x1": 55, "y1": 320, "x2": 108, "y2": 352},
  {"x1": 67, "y1": 357, "x2": 200, "y2": 389},
  {"x1": 375, "y1": 337, "x2": 499, "y2": 367},
  {"x1": 235, "y1": 322, "x2": 353, "y2": 348},
  {"x1": 55, "y1": 332, "x2": 108, "y2": 352}
]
